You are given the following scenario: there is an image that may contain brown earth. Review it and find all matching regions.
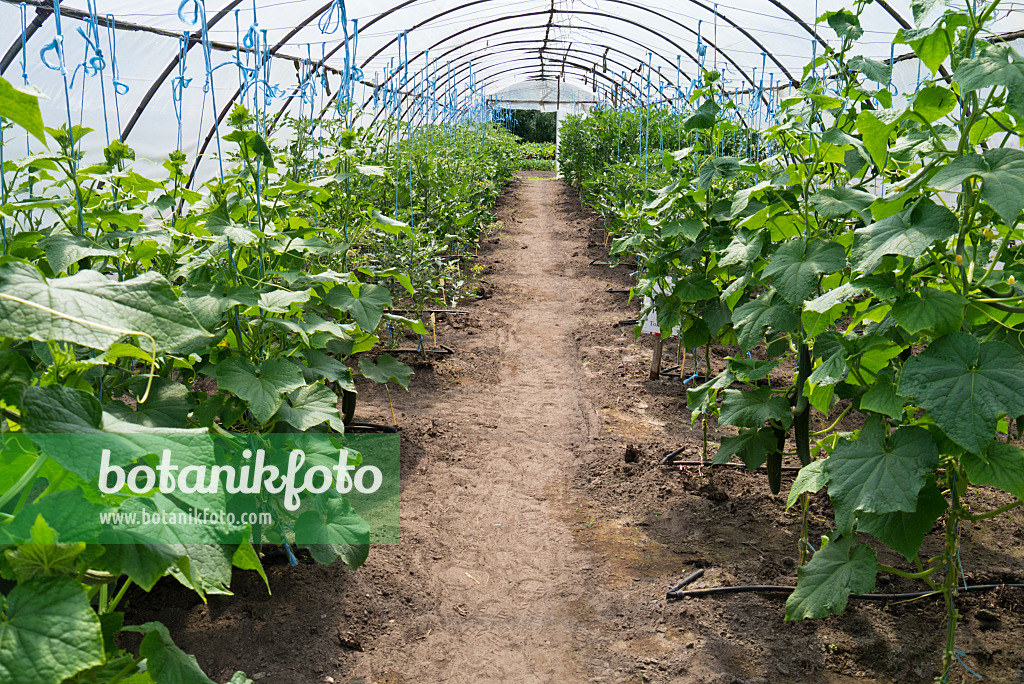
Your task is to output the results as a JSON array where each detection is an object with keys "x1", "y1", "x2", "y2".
[{"x1": 126, "y1": 171, "x2": 1024, "y2": 684}]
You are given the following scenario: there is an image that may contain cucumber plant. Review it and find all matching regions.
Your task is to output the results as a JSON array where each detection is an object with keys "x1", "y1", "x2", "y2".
[
  {"x1": 560, "y1": 0, "x2": 1024, "y2": 675},
  {"x1": 0, "y1": 75, "x2": 525, "y2": 683}
]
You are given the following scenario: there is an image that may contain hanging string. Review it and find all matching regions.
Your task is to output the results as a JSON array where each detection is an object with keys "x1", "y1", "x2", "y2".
[
  {"x1": 179, "y1": 0, "x2": 225, "y2": 182},
  {"x1": 317, "y1": 0, "x2": 345, "y2": 35},
  {"x1": 67, "y1": 0, "x2": 112, "y2": 142},
  {"x1": 19, "y1": 3, "x2": 30, "y2": 87},
  {"x1": 173, "y1": 33, "x2": 192, "y2": 151},
  {"x1": 39, "y1": 0, "x2": 85, "y2": 233},
  {"x1": 105, "y1": 14, "x2": 128, "y2": 138}
]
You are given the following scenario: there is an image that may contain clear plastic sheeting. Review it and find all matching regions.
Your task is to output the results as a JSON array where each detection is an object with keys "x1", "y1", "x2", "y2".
[
  {"x1": 488, "y1": 80, "x2": 597, "y2": 112},
  {"x1": 1, "y1": 0, "x2": 1024, "y2": 173}
]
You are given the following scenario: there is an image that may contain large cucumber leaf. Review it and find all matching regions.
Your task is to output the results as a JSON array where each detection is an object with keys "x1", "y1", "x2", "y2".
[
  {"x1": 929, "y1": 148, "x2": 1024, "y2": 224},
  {"x1": 826, "y1": 416, "x2": 938, "y2": 531},
  {"x1": 0, "y1": 76, "x2": 46, "y2": 145},
  {"x1": 785, "y1": 535, "x2": 877, "y2": 620},
  {"x1": 962, "y1": 441, "x2": 1024, "y2": 499},
  {"x1": 719, "y1": 386, "x2": 792, "y2": 429},
  {"x1": 858, "y1": 477, "x2": 948, "y2": 561},
  {"x1": 731, "y1": 290, "x2": 800, "y2": 352},
  {"x1": 358, "y1": 354, "x2": 413, "y2": 390},
  {"x1": 214, "y1": 358, "x2": 305, "y2": 424},
  {"x1": 851, "y1": 200, "x2": 957, "y2": 273},
  {"x1": 953, "y1": 42, "x2": 1024, "y2": 119},
  {"x1": 123, "y1": 622, "x2": 216, "y2": 684},
  {"x1": 763, "y1": 239, "x2": 846, "y2": 305},
  {"x1": 0, "y1": 261, "x2": 210, "y2": 352},
  {"x1": 326, "y1": 282, "x2": 392, "y2": 332},
  {"x1": 295, "y1": 497, "x2": 370, "y2": 570},
  {"x1": 275, "y1": 383, "x2": 344, "y2": 431},
  {"x1": 899, "y1": 333, "x2": 1024, "y2": 454},
  {"x1": 0, "y1": 576, "x2": 104, "y2": 684}
]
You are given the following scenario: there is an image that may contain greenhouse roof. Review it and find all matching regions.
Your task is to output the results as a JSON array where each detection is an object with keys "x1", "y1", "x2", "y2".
[
  {"x1": 487, "y1": 80, "x2": 598, "y2": 112},
  {"x1": 2, "y1": 0, "x2": 1023, "y2": 166}
]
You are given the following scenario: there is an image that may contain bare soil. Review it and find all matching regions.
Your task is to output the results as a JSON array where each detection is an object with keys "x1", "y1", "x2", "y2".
[{"x1": 126, "y1": 171, "x2": 1024, "y2": 684}]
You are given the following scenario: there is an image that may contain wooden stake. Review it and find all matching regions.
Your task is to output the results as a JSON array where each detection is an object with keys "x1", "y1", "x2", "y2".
[
  {"x1": 439, "y1": 278, "x2": 448, "y2": 307},
  {"x1": 431, "y1": 313, "x2": 438, "y2": 349},
  {"x1": 649, "y1": 335, "x2": 664, "y2": 381}
]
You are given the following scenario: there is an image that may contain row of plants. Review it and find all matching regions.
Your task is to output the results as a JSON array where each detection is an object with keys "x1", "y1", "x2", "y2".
[
  {"x1": 515, "y1": 141, "x2": 557, "y2": 171},
  {"x1": 559, "y1": 0, "x2": 1024, "y2": 677},
  {"x1": 0, "y1": 76, "x2": 522, "y2": 684}
]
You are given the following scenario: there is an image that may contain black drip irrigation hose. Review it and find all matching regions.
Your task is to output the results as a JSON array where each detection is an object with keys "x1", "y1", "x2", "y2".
[
  {"x1": 387, "y1": 309, "x2": 471, "y2": 315},
  {"x1": 589, "y1": 257, "x2": 639, "y2": 268},
  {"x1": 606, "y1": 287, "x2": 631, "y2": 294},
  {"x1": 668, "y1": 568, "x2": 705, "y2": 593},
  {"x1": 345, "y1": 421, "x2": 400, "y2": 433},
  {"x1": 615, "y1": 319, "x2": 638, "y2": 327},
  {"x1": 386, "y1": 344, "x2": 456, "y2": 356},
  {"x1": 658, "y1": 446, "x2": 802, "y2": 472},
  {"x1": 668, "y1": 583, "x2": 1024, "y2": 601},
  {"x1": 656, "y1": 366, "x2": 709, "y2": 384}
]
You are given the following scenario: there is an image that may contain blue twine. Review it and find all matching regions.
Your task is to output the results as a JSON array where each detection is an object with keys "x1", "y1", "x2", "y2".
[
  {"x1": 954, "y1": 651, "x2": 983, "y2": 680},
  {"x1": 179, "y1": 0, "x2": 225, "y2": 181},
  {"x1": 173, "y1": 33, "x2": 192, "y2": 150},
  {"x1": 19, "y1": 3, "x2": 30, "y2": 86},
  {"x1": 105, "y1": 14, "x2": 127, "y2": 142},
  {"x1": 317, "y1": 0, "x2": 345, "y2": 34},
  {"x1": 283, "y1": 542, "x2": 299, "y2": 566},
  {"x1": 40, "y1": 0, "x2": 85, "y2": 233}
]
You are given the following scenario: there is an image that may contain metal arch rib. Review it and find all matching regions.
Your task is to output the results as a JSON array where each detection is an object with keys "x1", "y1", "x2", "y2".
[
  {"x1": 377, "y1": 50, "x2": 676, "y2": 126},
  {"x1": 118, "y1": 0, "x2": 246, "y2": 142},
  {"x1": 318, "y1": 9, "x2": 771, "y2": 126},
  {"x1": 340, "y1": 24, "x2": 688, "y2": 125},
  {"x1": 354, "y1": 25, "x2": 698, "y2": 128},
  {"x1": 0, "y1": 5, "x2": 47, "y2": 76},
  {"x1": 355, "y1": 2, "x2": 773, "y2": 97},
  {"x1": 376, "y1": 8, "x2": 771, "y2": 104},
  {"x1": 392, "y1": 55, "x2": 665, "y2": 125}
]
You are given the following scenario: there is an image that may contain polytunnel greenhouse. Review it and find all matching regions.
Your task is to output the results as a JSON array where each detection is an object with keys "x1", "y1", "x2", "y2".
[{"x1": 3, "y1": 0, "x2": 1024, "y2": 681}]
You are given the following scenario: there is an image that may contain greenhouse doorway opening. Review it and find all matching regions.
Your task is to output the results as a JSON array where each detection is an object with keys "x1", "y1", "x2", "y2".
[{"x1": 487, "y1": 80, "x2": 600, "y2": 175}]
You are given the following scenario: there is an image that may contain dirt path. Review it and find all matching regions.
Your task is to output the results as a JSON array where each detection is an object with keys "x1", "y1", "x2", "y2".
[
  {"x1": 347, "y1": 171, "x2": 598, "y2": 682},
  {"x1": 131, "y1": 170, "x2": 1024, "y2": 684}
]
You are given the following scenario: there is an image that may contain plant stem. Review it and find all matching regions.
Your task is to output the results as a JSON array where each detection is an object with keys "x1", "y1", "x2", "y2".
[{"x1": 0, "y1": 453, "x2": 48, "y2": 510}]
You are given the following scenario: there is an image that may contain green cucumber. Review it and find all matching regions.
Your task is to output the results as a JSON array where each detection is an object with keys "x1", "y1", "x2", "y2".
[
  {"x1": 767, "y1": 424, "x2": 786, "y2": 495},
  {"x1": 794, "y1": 343, "x2": 812, "y2": 467}
]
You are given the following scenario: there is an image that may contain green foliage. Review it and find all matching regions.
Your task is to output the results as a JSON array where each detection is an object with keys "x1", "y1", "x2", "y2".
[
  {"x1": 0, "y1": 80, "x2": 519, "y2": 681},
  {"x1": 558, "y1": 0, "x2": 1024, "y2": 674},
  {"x1": 494, "y1": 108, "x2": 556, "y2": 143}
]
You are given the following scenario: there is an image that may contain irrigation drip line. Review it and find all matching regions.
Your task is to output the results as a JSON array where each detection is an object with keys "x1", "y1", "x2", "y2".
[
  {"x1": 660, "y1": 459, "x2": 803, "y2": 472},
  {"x1": 668, "y1": 568, "x2": 705, "y2": 593},
  {"x1": 386, "y1": 309, "x2": 471, "y2": 315},
  {"x1": 386, "y1": 344, "x2": 455, "y2": 355},
  {"x1": 659, "y1": 444, "x2": 802, "y2": 471},
  {"x1": 345, "y1": 421, "x2": 399, "y2": 433},
  {"x1": 589, "y1": 258, "x2": 639, "y2": 268},
  {"x1": 606, "y1": 288, "x2": 630, "y2": 294},
  {"x1": 656, "y1": 366, "x2": 708, "y2": 383},
  {"x1": 667, "y1": 583, "x2": 1024, "y2": 601},
  {"x1": 615, "y1": 319, "x2": 638, "y2": 327}
]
